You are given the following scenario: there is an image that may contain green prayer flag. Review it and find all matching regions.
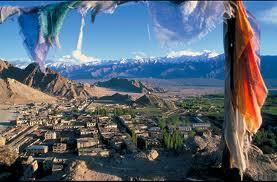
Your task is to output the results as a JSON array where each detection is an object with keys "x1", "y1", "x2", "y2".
[{"x1": 38, "y1": 1, "x2": 80, "y2": 47}]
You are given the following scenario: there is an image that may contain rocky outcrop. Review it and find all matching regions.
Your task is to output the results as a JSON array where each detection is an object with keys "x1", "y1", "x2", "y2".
[
  {"x1": 0, "y1": 78, "x2": 56, "y2": 104},
  {"x1": 95, "y1": 78, "x2": 153, "y2": 93},
  {"x1": 96, "y1": 93, "x2": 134, "y2": 104},
  {"x1": 245, "y1": 145, "x2": 277, "y2": 181},
  {"x1": 135, "y1": 94, "x2": 176, "y2": 110},
  {"x1": 186, "y1": 133, "x2": 277, "y2": 181},
  {"x1": 0, "y1": 60, "x2": 96, "y2": 99},
  {"x1": 65, "y1": 160, "x2": 122, "y2": 181}
]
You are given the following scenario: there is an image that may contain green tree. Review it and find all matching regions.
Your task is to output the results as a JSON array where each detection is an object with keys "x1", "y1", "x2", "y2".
[
  {"x1": 159, "y1": 117, "x2": 166, "y2": 129},
  {"x1": 131, "y1": 130, "x2": 137, "y2": 145},
  {"x1": 162, "y1": 128, "x2": 183, "y2": 151}
]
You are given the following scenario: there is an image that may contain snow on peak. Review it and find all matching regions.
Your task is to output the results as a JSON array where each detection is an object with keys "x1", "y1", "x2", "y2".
[
  {"x1": 166, "y1": 49, "x2": 220, "y2": 59},
  {"x1": 7, "y1": 49, "x2": 222, "y2": 69},
  {"x1": 207, "y1": 52, "x2": 220, "y2": 58}
]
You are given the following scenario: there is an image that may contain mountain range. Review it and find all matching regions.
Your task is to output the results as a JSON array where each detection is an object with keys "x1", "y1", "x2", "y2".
[
  {"x1": 25, "y1": 53, "x2": 276, "y2": 83},
  {"x1": 49, "y1": 52, "x2": 225, "y2": 80},
  {"x1": 1, "y1": 50, "x2": 276, "y2": 104}
]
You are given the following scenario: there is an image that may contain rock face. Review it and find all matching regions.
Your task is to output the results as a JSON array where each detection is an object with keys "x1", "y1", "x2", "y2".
[
  {"x1": 245, "y1": 145, "x2": 277, "y2": 181},
  {"x1": 147, "y1": 149, "x2": 159, "y2": 161},
  {"x1": 0, "y1": 78, "x2": 56, "y2": 104},
  {"x1": 135, "y1": 94, "x2": 176, "y2": 110},
  {"x1": 65, "y1": 160, "x2": 122, "y2": 181},
  {"x1": 95, "y1": 78, "x2": 153, "y2": 93},
  {"x1": 186, "y1": 133, "x2": 277, "y2": 181},
  {"x1": 96, "y1": 93, "x2": 134, "y2": 104},
  {"x1": 0, "y1": 60, "x2": 95, "y2": 99}
]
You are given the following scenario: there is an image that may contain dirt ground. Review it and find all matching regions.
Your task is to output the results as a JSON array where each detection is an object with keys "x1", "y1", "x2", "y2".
[
  {"x1": 38, "y1": 151, "x2": 193, "y2": 181},
  {"x1": 70, "y1": 151, "x2": 193, "y2": 181}
]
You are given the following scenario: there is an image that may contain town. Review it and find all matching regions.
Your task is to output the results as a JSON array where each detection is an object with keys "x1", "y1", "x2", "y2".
[{"x1": 0, "y1": 96, "x2": 212, "y2": 180}]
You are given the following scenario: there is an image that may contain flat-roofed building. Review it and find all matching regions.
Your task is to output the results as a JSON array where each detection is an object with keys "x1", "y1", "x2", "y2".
[
  {"x1": 26, "y1": 145, "x2": 48, "y2": 154},
  {"x1": 192, "y1": 123, "x2": 211, "y2": 130},
  {"x1": 44, "y1": 131, "x2": 57, "y2": 140},
  {"x1": 178, "y1": 126, "x2": 192, "y2": 132},
  {"x1": 86, "y1": 122, "x2": 96, "y2": 128},
  {"x1": 77, "y1": 138, "x2": 99, "y2": 149},
  {"x1": 52, "y1": 164, "x2": 63, "y2": 172},
  {"x1": 105, "y1": 123, "x2": 117, "y2": 129},
  {"x1": 79, "y1": 128, "x2": 98, "y2": 136},
  {"x1": 52, "y1": 143, "x2": 67, "y2": 153}
]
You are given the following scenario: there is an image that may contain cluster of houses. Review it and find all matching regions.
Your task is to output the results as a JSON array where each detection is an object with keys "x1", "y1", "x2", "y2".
[
  {"x1": 0, "y1": 95, "x2": 214, "y2": 181},
  {"x1": 118, "y1": 115, "x2": 163, "y2": 149},
  {"x1": 97, "y1": 116, "x2": 135, "y2": 152}
]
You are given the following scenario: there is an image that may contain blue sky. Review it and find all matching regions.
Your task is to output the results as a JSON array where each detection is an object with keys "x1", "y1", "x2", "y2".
[{"x1": 0, "y1": 1, "x2": 276, "y2": 62}]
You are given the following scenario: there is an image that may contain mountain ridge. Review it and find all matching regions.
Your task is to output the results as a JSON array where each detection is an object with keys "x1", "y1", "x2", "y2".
[
  {"x1": 0, "y1": 78, "x2": 56, "y2": 104},
  {"x1": 95, "y1": 78, "x2": 153, "y2": 93},
  {"x1": 0, "y1": 59, "x2": 97, "y2": 99},
  {"x1": 46, "y1": 55, "x2": 277, "y2": 81}
]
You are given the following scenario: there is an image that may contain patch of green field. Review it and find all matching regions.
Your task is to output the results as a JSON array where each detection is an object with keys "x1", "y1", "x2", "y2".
[
  {"x1": 204, "y1": 93, "x2": 224, "y2": 98},
  {"x1": 178, "y1": 96, "x2": 224, "y2": 115},
  {"x1": 263, "y1": 107, "x2": 277, "y2": 115},
  {"x1": 135, "y1": 107, "x2": 162, "y2": 115},
  {"x1": 262, "y1": 94, "x2": 277, "y2": 116}
]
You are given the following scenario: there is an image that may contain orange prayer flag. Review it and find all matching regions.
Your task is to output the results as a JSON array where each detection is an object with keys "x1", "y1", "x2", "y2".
[{"x1": 234, "y1": 1, "x2": 268, "y2": 134}]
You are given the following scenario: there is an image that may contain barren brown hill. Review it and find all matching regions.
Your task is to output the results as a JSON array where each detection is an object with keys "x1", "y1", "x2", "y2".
[
  {"x1": 95, "y1": 78, "x2": 154, "y2": 93},
  {"x1": 135, "y1": 94, "x2": 176, "y2": 110},
  {"x1": 0, "y1": 78, "x2": 56, "y2": 104},
  {"x1": 0, "y1": 60, "x2": 96, "y2": 99},
  {"x1": 95, "y1": 93, "x2": 134, "y2": 104}
]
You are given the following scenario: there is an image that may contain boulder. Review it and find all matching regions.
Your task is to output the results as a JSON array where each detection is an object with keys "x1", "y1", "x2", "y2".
[
  {"x1": 184, "y1": 133, "x2": 221, "y2": 154},
  {"x1": 65, "y1": 160, "x2": 122, "y2": 181},
  {"x1": 147, "y1": 149, "x2": 159, "y2": 161},
  {"x1": 187, "y1": 134, "x2": 277, "y2": 181},
  {"x1": 245, "y1": 145, "x2": 277, "y2": 181}
]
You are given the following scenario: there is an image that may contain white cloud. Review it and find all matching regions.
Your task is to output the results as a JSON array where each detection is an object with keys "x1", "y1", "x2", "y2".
[
  {"x1": 259, "y1": 6, "x2": 277, "y2": 25},
  {"x1": 72, "y1": 50, "x2": 100, "y2": 63},
  {"x1": 131, "y1": 51, "x2": 147, "y2": 60},
  {"x1": 70, "y1": 12, "x2": 100, "y2": 64}
]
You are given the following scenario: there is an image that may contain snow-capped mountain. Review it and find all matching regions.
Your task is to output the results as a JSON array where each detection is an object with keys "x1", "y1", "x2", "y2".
[
  {"x1": 48, "y1": 50, "x2": 222, "y2": 68},
  {"x1": 7, "y1": 50, "x2": 276, "y2": 81},
  {"x1": 8, "y1": 50, "x2": 221, "y2": 69},
  {"x1": 49, "y1": 51, "x2": 225, "y2": 80}
]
